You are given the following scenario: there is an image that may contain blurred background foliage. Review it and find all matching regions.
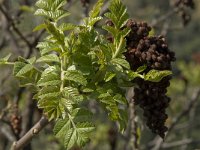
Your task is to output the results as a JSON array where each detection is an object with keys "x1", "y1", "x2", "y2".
[{"x1": 0, "y1": 0, "x2": 200, "y2": 150}]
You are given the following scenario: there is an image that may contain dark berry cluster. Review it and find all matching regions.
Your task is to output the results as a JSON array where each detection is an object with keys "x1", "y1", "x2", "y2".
[
  {"x1": 123, "y1": 19, "x2": 175, "y2": 138},
  {"x1": 133, "y1": 78, "x2": 171, "y2": 138},
  {"x1": 174, "y1": 0, "x2": 195, "y2": 9},
  {"x1": 125, "y1": 19, "x2": 151, "y2": 46},
  {"x1": 125, "y1": 37, "x2": 175, "y2": 71},
  {"x1": 10, "y1": 114, "x2": 22, "y2": 135},
  {"x1": 173, "y1": 0, "x2": 195, "y2": 26},
  {"x1": 9, "y1": 105, "x2": 22, "y2": 136},
  {"x1": 125, "y1": 19, "x2": 175, "y2": 71}
]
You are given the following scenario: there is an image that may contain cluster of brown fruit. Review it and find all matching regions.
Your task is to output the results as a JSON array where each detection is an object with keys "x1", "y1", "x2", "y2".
[
  {"x1": 173, "y1": 0, "x2": 195, "y2": 26},
  {"x1": 123, "y1": 19, "x2": 175, "y2": 138},
  {"x1": 125, "y1": 20, "x2": 175, "y2": 71},
  {"x1": 174, "y1": 0, "x2": 195, "y2": 9},
  {"x1": 132, "y1": 77, "x2": 171, "y2": 138},
  {"x1": 10, "y1": 114, "x2": 22, "y2": 135}
]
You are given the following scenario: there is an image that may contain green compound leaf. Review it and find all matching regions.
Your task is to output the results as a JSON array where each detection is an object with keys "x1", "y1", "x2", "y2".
[
  {"x1": 72, "y1": 108, "x2": 93, "y2": 123},
  {"x1": 34, "y1": 9, "x2": 70, "y2": 21},
  {"x1": 38, "y1": 97, "x2": 65, "y2": 120},
  {"x1": 144, "y1": 70, "x2": 172, "y2": 82},
  {"x1": 36, "y1": 41, "x2": 62, "y2": 55},
  {"x1": 62, "y1": 122, "x2": 94, "y2": 149},
  {"x1": 75, "y1": 122, "x2": 95, "y2": 143},
  {"x1": 33, "y1": 23, "x2": 46, "y2": 32},
  {"x1": 52, "y1": 0, "x2": 67, "y2": 10},
  {"x1": 53, "y1": 118, "x2": 71, "y2": 140},
  {"x1": 37, "y1": 85, "x2": 65, "y2": 120},
  {"x1": 88, "y1": 17, "x2": 103, "y2": 27},
  {"x1": 104, "y1": 72, "x2": 116, "y2": 82},
  {"x1": 62, "y1": 87, "x2": 84, "y2": 104},
  {"x1": 107, "y1": 103, "x2": 120, "y2": 121},
  {"x1": 89, "y1": 0, "x2": 104, "y2": 18},
  {"x1": 13, "y1": 60, "x2": 34, "y2": 77},
  {"x1": 35, "y1": 0, "x2": 69, "y2": 22},
  {"x1": 36, "y1": 54, "x2": 60, "y2": 63},
  {"x1": 35, "y1": 0, "x2": 52, "y2": 11},
  {"x1": 82, "y1": 87, "x2": 94, "y2": 93},
  {"x1": 62, "y1": 124, "x2": 76, "y2": 149},
  {"x1": 98, "y1": 95, "x2": 120, "y2": 120},
  {"x1": 118, "y1": 109, "x2": 128, "y2": 133},
  {"x1": 37, "y1": 67, "x2": 60, "y2": 86},
  {"x1": 104, "y1": 0, "x2": 129, "y2": 29},
  {"x1": 0, "y1": 53, "x2": 11, "y2": 64},
  {"x1": 119, "y1": 27, "x2": 131, "y2": 38},
  {"x1": 128, "y1": 71, "x2": 144, "y2": 80},
  {"x1": 136, "y1": 65, "x2": 147, "y2": 73},
  {"x1": 111, "y1": 58, "x2": 130, "y2": 69},
  {"x1": 15, "y1": 64, "x2": 34, "y2": 77},
  {"x1": 39, "y1": 65, "x2": 60, "y2": 76},
  {"x1": 31, "y1": 0, "x2": 150, "y2": 149},
  {"x1": 27, "y1": 57, "x2": 36, "y2": 64},
  {"x1": 13, "y1": 57, "x2": 41, "y2": 86},
  {"x1": 38, "y1": 86, "x2": 60, "y2": 100},
  {"x1": 102, "y1": 25, "x2": 118, "y2": 37},
  {"x1": 64, "y1": 70, "x2": 87, "y2": 86},
  {"x1": 45, "y1": 21, "x2": 65, "y2": 44},
  {"x1": 58, "y1": 23, "x2": 76, "y2": 31},
  {"x1": 54, "y1": 109, "x2": 95, "y2": 149},
  {"x1": 113, "y1": 94, "x2": 127, "y2": 105},
  {"x1": 61, "y1": 98, "x2": 73, "y2": 112},
  {"x1": 38, "y1": 97, "x2": 72, "y2": 120},
  {"x1": 83, "y1": 0, "x2": 104, "y2": 27}
]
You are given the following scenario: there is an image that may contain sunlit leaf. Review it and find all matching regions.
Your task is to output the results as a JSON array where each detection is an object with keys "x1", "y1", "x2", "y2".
[
  {"x1": 36, "y1": 54, "x2": 60, "y2": 63},
  {"x1": 144, "y1": 70, "x2": 172, "y2": 82},
  {"x1": 111, "y1": 58, "x2": 130, "y2": 69},
  {"x1": 65, "y1": 70, "x2": 87, "y2": 86}
]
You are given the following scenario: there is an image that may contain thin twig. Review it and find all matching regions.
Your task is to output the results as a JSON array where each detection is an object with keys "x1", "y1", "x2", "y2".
[
  {"x1": 10, "y1": 116, "x2": 49, "y2": 150},
  {"x1": 0, "y1": 125, "x2": 16, "y2": 142},
  {"x1": 160, "y1": 20, "x2": 170, "y2": 36},
  {"x1": 1, "y1": 15, "x2": 24, "y2": 55},
  {"x1": 150, "y1": 7, "x2": 180, "y2": 27},
  {"x1": 126, "y1": 87, "x2": 139, "y2": 150},
  {"x1": 20, "y1": 93, "x2": 36, "y2": 137},
  {"x1": 20, "y1": 93, "x2": 36, "y2": 150},
  {"x1": 13, "y1": 88, "x2": 25, "y2": 105},
  {"x1": 0, "y1": 5, "x2": 32, "y2": 48},
  {"x1": 167, "y1": 88, "x2": 200, "y2": 135},
  {"x1": 162, "y1": 139, "x2": 200, "y2": 149}
]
